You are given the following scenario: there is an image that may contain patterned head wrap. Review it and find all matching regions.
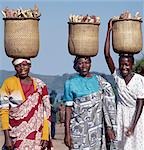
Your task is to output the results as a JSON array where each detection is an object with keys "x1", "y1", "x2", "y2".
[
  {"x1": 12, "y1": 58, "x2": 31, "y2": 66},
  {"x1": 73, "y1": 56, "x2": 91, "y2": 72}
]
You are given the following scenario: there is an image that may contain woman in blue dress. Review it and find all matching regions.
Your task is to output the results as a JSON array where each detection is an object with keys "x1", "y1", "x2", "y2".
[{"x1": 64, "y1": 56, "x2": 117, "y2": 150}]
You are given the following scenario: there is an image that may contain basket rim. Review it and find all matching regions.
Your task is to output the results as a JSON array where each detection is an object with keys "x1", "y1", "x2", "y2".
[
  {"x1": 68, "y1": 22, "x2": 100, "y2": 25},
  {"x1": 3, "y1": 17, "x2": 40, "y2": 21},
  {"x1": 112, "y1": 18, "x2": 142, "y2": 23}
]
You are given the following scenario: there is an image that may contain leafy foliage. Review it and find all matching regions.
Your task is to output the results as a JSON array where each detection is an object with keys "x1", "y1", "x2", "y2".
[{"x1": 134, "y1": 58, "x2": 144, "y2": 75}]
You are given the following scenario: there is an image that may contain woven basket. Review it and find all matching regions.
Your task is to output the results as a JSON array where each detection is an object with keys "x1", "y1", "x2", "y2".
[
  {"x1": 112, "y1": 19, "x2": 143, "y2": 54},
  {"x1": 68, "y1": 22, "x2": 100, "y2": 57},
  {"x1": 4, "y1": 18, "x2": 40, "y2": 58}
]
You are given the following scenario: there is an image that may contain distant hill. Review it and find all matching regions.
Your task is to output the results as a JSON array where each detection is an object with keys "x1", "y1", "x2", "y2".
[
  {"x1": 0, "y1": 70, "x2": 115, "y2": 96},
  {"x1": 0, "y1": 70, "x2": 71, "y2": 93}
]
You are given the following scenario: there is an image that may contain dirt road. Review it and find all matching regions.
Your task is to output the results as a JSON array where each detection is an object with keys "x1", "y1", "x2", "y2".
[
  {"x1": 0, "y1": 124, "x2": 68, "y2": 150},
  {"x1": 52, "y1": 123, "x2": 68, "y2": 150},
  {"x1": 0, "y1": 131, "x2": 4, "y2": 149}
]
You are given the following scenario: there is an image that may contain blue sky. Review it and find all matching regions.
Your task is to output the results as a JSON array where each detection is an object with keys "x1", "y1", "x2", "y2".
[{"x1": 0, "y1": 0, "x2": 143, "y2": 75}]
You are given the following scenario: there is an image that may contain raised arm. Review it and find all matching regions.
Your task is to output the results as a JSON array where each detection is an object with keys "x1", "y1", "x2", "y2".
[{"x1": 104, "y1": 19, "x2": 115, "y2": 74}]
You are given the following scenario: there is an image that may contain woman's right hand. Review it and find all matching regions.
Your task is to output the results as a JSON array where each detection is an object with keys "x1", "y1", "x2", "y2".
[{"x1": 64, "y1": 134, "x2": 72, "y2": 148}]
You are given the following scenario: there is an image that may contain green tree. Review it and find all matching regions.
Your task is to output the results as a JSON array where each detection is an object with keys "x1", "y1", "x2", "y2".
[{"x1": 134, "y1": 58, "x2": 144, "y2": 76}]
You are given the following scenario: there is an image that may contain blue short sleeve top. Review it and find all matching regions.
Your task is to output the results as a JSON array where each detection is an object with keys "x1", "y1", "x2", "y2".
[{"x1": 63, "y1": 74, "x2": 100, "y2": 106}]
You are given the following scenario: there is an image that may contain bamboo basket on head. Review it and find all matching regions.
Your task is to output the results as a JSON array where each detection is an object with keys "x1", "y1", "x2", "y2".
[
  {"x1": 4, "y1": 17, "x2": 40, "y2": 58},
  {"x1": 112, "y1": 19, "x2": 143, "y2": 54},
  {"x1": 68, "y1": 22, "x2": 100, "y2": 57}
]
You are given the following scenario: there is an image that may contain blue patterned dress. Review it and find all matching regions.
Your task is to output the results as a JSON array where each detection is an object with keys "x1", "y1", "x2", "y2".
[{"x1": 64, "y1": 74, "x2": 117, "y2": 150}]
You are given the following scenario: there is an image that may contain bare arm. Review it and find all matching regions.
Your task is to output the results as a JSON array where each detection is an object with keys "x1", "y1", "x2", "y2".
[
  {"x1": 4, "y1": 130, "x2": 13, "y2": 150},
  {"x1": 104, "y1": 19, "x2": 115, "y2": 74},
  {"x1": 64, "y1": 106, "x2": 72, "y2": 148},
  {"x1": 126, "y1": 99, "x2": 144, "y2": 136}
]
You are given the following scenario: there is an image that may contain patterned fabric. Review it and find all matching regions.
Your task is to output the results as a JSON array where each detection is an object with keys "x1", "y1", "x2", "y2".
[
  {"x1": 64, "y1": 74, "x2": 100, "y2": 106},
  {"x1": 0, "y1": 76, "x2": 51, "y2": 150},
  {"x1": 12, "y1": 58, "x2": 31, "y2": 66},
  {"x1": 113, "y1": 69, "x2": 144, "y2": 150},
  {"x1": 64, "y1": 74, "x2": 117, "y2": 150},
  {"x1": 113, "y1": 69, "x2": 144, "y2": 107}
]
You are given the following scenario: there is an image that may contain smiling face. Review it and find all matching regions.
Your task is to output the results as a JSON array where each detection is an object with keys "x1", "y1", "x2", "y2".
[
  {"x1": 119, "y1": 57, "x2": 133, "y2": 78},
  {"x1": 76, "y1": 57, "x2": 91, "y2": 77},
  {"x1": 14, "y1": 61, "x2": 31, "y2": 79}
]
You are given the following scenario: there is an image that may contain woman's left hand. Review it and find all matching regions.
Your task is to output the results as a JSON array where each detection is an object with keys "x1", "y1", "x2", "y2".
[
  {"x1": 107, "y1": 128, "x2": 115, "y2": 141},
  {"x1": 125, "y1": 127, "x2": 134, "y2": 137},
  {"x1": 40, "y1": 140, "x2": 49, "y2": 150}
]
